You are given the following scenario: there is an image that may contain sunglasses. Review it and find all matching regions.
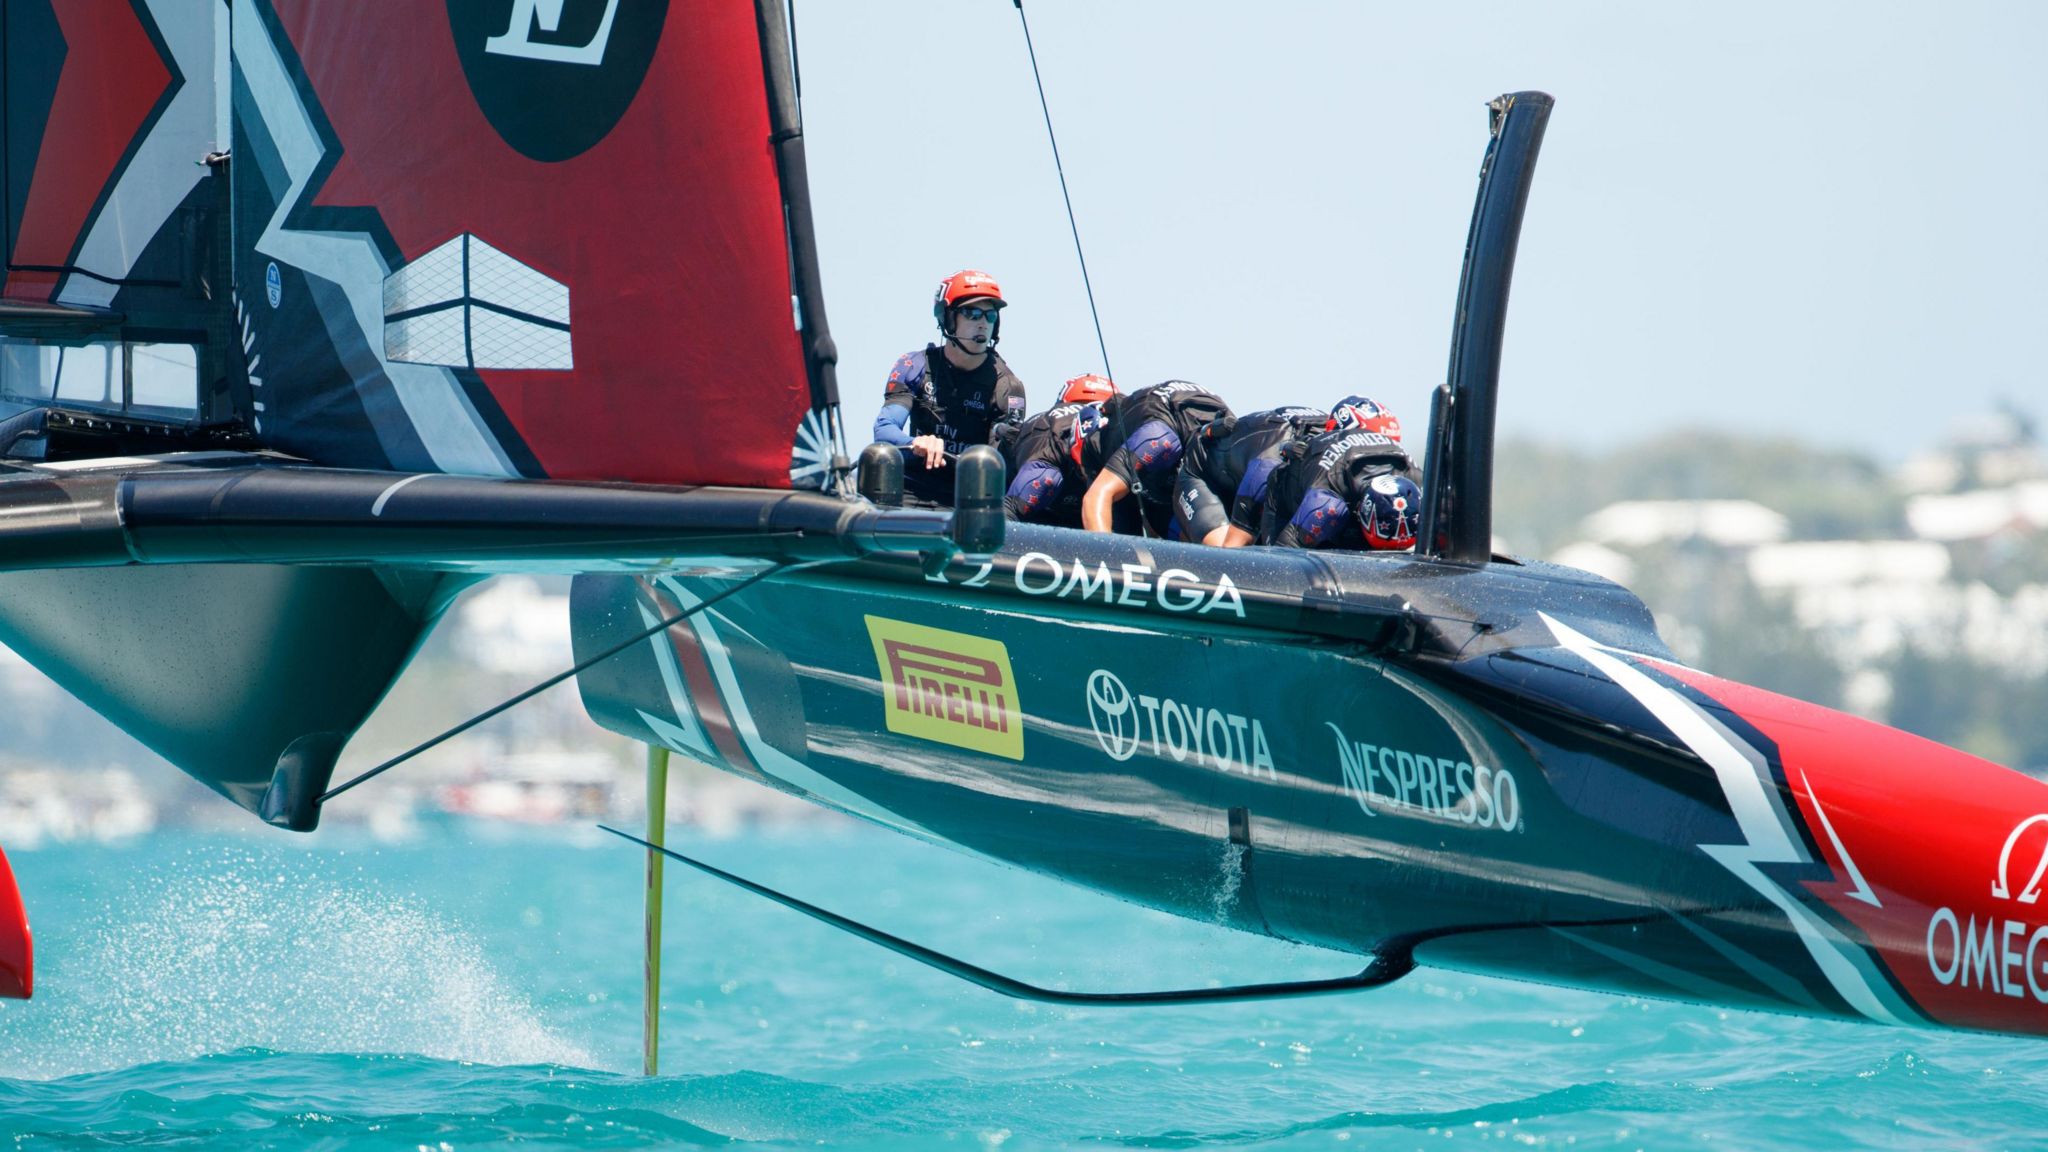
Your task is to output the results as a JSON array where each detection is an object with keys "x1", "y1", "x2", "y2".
[{"x1": 956, "y1": 305, "x2": 1000, "y2": 323}]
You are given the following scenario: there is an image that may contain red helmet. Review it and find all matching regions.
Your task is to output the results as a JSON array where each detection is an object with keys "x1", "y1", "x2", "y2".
[
  {"x1": 1327, "y1": 395, "x2": 1402, "y2": 442},
  {"x1": 1060, "y1": 374, "x2": 1116, "y2": 405},
  {"x1": 933, "y1": 270, "x2": 1005, "y2": 322}
]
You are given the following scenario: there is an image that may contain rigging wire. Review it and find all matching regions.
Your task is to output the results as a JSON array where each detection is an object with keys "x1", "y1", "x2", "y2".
[
  {"x1": 317, "y1": 561, "x2": 796, "y2": 805},
  {"x1": 1013, "y1": 0, "x2": 1114, "y2": 383}
]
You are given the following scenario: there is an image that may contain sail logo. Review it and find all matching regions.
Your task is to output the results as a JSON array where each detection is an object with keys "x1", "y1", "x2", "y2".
[
  {"x1": 450, "y1": 0, "x2": 670, "y2": 163},
  {"x1": 487, "y1": 0, "x2": 620, "y2": 65},
  {"x1": 1082, "y1": 669, "x2": 1275, "y2": 778},
  {"x1": 866, "y1": 617, "x2": 1023, "y2": 760},
  {"x1": 1328, "y1": 723, "x2": 1522, "y2": 831}
]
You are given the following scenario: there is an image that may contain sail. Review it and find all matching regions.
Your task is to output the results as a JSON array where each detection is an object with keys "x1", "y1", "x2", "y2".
[
  {"x1": 1, "y1": 0, "x2": 232, "y2": 420},
  {"x1": 2, "y1": 0, "x2": 834, "y2": 487}
]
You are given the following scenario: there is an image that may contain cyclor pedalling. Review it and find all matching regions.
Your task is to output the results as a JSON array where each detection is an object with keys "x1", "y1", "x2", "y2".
[
  {"x1": 1257, "y1": 396, "x2": 1422, "y2": 551},
  {"x1": 1002, "y1": 375, "x2": 1124, "y2": 529},
  {"x1": 1079, "y1": 380, "x2": 1232, "y2": 537},
  {"x1": 1171, "y1": 404, "x2": 1333, "y2": 547}
]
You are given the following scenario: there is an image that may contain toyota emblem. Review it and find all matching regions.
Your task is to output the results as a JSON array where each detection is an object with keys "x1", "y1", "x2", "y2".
[{"x1": 1086, "y1": 669, "x2": 1139, "y2": 761}]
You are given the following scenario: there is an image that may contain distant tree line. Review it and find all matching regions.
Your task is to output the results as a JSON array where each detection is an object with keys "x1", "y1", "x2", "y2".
[{"x1": 1495, "y1": 433, "x2": 2048, "y2": 773}]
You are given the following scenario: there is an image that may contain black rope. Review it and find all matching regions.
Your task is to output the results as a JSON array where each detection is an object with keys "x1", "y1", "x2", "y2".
[
  {"x1": 1013, "y1": 0, "x2": 1113, "y2": 384},
  {"x1": 317, "y1": 563, "x2": 794, "y2": 805},
  {"x1": 602, "y1": 826, "x2": 1416, "y2": 1004}
]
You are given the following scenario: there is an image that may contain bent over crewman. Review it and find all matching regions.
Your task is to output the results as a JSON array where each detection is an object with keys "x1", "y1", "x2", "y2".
[
  {"x1": 1003, "y1": 400, "x2": 1111, "y2": 529},
  {"x1": 871, "y1": 270, "x2": 1027, "y2": 506},
  {"x1": 1172, "y1": 405, "x2": 1330, "y2": 547},
  {"x1": 1258, "y1": 397, "x2": 1421, "y2": 551},
  {"x1": 1079, "y1": 380, "x2": 1232, "y2": 536}
]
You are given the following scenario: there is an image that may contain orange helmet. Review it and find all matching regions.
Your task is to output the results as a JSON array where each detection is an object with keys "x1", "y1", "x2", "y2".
[
  {"x1": 1060, "y1": 374, "x2": 1116, "y2": 405},
  {"x1": 933, "y1": 269, "x2": 1005, "y2": 320}
]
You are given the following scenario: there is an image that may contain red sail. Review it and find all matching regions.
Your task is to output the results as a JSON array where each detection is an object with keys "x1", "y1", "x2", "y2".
[
  {"x1": 2, "y1": 1, "x2": 821, "y2": 487},
  {"x1": 242, "y1": 0, "x2": 815, "y2": 485}
]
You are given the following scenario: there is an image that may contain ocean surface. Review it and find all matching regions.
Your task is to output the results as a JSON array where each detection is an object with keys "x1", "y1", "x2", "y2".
[{"x1": 3, "y1": 823, "x2": 2046, "y2": 1150}]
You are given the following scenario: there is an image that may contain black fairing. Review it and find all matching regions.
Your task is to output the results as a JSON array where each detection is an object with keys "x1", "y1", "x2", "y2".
[{"x1": 0, "y1": 562, "x2": 470, "y2": 829}]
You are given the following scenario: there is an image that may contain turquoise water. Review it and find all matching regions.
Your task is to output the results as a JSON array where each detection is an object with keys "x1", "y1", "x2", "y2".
[{"x1": 4, "y1": 825, "x2": 2046, "y2": 1149}]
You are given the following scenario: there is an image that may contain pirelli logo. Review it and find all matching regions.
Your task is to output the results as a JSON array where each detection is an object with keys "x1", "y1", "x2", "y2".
[{"x1": 865, "y1": 616, "x2": 1023, "y2": 760}]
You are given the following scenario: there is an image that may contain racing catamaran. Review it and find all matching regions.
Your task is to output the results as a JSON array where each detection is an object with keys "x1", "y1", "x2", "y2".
[{"x1": 1, "y1": 1, "x2": 2043, "y2": 1063}]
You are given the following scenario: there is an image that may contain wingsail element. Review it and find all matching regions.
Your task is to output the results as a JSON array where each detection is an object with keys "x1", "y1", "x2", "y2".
[
  {"x1": 3, "y1": 0, "x2": 838, "y2": 486},
  {"x1": 0, "y1": 0, "x2": 877, "y2": 829},
  {"x1": 0, "y1": 843, "x2": 28, "y2": 1000}
]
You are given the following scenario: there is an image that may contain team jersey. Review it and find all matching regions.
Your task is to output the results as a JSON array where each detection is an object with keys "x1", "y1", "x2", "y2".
[
  {"x1": 1003, "y1": 402, "x2": 1102, "y2": 528},
  {"x1": 1101, "y1": 381, "x2": 1232, "y2": 533},
  {"x1": 1257, "y1": 427, "x2": 1415, "y2": 549},
  {"x1": 872, "y1": 344, "x2": 1026, "y2": 505},
  {"x1": 1172, "y1": 406, "x2": 1330, "y2": 541}
]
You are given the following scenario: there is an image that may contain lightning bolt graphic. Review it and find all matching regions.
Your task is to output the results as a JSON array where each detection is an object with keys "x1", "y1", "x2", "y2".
[{"x1": 1540, "y1": 613, "x2": 1906, "y2": 1025}]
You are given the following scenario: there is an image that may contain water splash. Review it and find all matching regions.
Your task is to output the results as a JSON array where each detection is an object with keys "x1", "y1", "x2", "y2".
[
  {"x1": 0, "y1": 847, "x2": 589, "y2": 1078},
  {"x1": 1210, "y1": 840, "x2": 1246, "y2": 924}
]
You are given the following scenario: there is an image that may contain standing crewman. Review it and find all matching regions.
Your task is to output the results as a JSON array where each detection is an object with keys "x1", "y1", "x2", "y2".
[
  {"x1": 1258, "y1": 396, "x2": 1422, "y2": 551},
  {"x1": 1171, "y1": 404, "x2": 1331, "y2": 546},
  {"x1": 1079, "y1": 380, "x2": 1232, "y2": 536},
  {"x1": 872, "y1": 270, "x2": 1027, "y2": 506}
]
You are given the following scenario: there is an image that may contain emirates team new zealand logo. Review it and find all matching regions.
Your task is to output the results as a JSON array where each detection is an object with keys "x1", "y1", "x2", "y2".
[{"x1": 448, "y1": 0, "x2": 671, "y2": 162}]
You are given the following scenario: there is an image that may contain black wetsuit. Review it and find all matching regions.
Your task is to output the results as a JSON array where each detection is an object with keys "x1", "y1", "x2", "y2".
[
  {"x1": 873, "y1": 344, "x2": 1027, "y2": 506},
  {"x1": 1099, "y1": 381, "x2": 1232, "y2": 536},
  {"x1": 1003, "y1": 402, "x2": 1103, "y2": 529},
  {"x1": 1258, "y1": 428, "x2": 1415, "y2": 549},
  {"x1": 1171, "y1": 406, "x2": 1329, "y2": 543}
]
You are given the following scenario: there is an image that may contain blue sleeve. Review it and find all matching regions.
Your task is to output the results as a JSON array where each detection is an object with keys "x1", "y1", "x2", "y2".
[
  {"x1": 873, "y1": 400, "x2": 912, "y2": 447},
  {"x1": 1291, "y1": 487, "x2": 1352, "y2": 548},
  {"x1": 1105, "y1": 419, "x2": 1183, "y2": 487},
  {"x1": 1004, "y1": 459, "x2": 1065, "y2": 520}
]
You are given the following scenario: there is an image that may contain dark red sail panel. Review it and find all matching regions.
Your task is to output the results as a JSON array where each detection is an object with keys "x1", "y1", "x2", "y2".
[
  {"x1": 2, "y1": 1, "x2": 172, "y2": 302},
  {"x1": 0, "y1": 843, "x2": 30, "y2": 999},
  {"x1": 251, "y1": 0, "x2": 811, "y2": 486}
]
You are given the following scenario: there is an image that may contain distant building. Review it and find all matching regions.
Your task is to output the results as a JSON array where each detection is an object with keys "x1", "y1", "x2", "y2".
[
  {"x1": 1578, "y1": 499, "x2": 1789, "y2": 549},
  {"x1": 1906, "y1": 481, "x2": 2048, "y2": 542}
]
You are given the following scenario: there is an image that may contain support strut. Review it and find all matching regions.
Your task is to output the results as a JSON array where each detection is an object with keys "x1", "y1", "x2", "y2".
[{"x1": 642, "y1": 744, "x2": 670, "y2": 1076}]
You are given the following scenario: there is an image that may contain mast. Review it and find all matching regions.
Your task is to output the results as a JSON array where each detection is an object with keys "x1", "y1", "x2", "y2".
[{"x1": 754, "y1": 2, "x2": 841, "y2": 416}]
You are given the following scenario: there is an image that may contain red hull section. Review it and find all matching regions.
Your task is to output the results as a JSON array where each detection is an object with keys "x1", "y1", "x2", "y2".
[
  {"x1": 1666, "y1": 664, "x2": 2048, "y2": 1036},
  {"x1": 0, "y1": 844, "x2": 30, "y2": 999}
]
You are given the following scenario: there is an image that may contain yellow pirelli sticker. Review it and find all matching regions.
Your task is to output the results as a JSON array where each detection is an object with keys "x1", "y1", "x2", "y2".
[{"x1": 865, "y1": 615, "x2": 1023, "y2": 760}]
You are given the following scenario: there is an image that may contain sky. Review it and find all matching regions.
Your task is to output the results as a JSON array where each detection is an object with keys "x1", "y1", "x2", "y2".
[{"x1": 791, "y1": 1, "x2": 2047, "y2": 459}]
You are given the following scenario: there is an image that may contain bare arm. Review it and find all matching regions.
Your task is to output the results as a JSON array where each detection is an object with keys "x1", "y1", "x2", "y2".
[{"x1": 1081, "y1": 471, "x2": 1130, "y2": 533}]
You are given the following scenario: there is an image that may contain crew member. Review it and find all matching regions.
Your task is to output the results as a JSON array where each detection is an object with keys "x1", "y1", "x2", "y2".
[
  {"x1": 1058, "y1": 373, "x2": 1117, "y2": 407},
  {"x1": 1004, "y1": 401, "x2": 1108, "y2": 529},
  {"x1": 872, "y1": 270, "x2": 1027, "y2": 506},
  {"x1": 1079, "y1": 380, "x2": 1232, "y2": 536},
  {"x1": 1001, "y1": 374, "x2": 1126, "y2": 526},
  {"x1": 1258, "y1": 397, "x2": 1421, "y2": 551},
  {"x1": 1171, "y1": 405, "x2": 1330, "y2": 546}
]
